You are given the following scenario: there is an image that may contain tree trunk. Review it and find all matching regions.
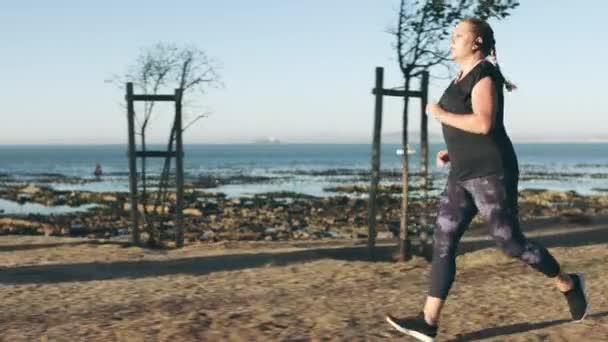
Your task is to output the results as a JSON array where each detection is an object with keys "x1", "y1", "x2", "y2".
[{"x1": 140, "y1": 131, "x2": 155, "y2": 246}]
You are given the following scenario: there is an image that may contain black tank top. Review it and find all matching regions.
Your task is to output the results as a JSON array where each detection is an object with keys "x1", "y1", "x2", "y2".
[{"x1": 438, "y1": 60, "x2": 519, "y2": 180}]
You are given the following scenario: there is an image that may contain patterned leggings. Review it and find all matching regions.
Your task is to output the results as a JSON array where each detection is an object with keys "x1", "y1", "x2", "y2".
[{"x1": 429, "y1": 174, "x2": 561, "y2": 299}]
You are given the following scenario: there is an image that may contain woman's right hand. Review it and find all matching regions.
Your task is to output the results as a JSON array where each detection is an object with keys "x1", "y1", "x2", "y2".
[{"x1": 436, "y1": 150, "x2": 449, "y2": 167}]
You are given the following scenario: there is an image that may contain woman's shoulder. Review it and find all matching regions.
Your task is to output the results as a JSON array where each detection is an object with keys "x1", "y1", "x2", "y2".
[{"x1": 475, "y1": 60, "x2": 500, "y2": 81}]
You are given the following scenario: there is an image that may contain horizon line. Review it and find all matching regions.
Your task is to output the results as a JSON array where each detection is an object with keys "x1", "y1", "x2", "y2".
[{"x1": 1, "y1": 140, "x2": 608, "y2": 146}]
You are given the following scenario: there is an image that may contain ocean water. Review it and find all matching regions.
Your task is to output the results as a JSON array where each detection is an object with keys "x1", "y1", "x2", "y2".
[{"x1": 1, "y1": 143, "x2": 607, "y2": 214}]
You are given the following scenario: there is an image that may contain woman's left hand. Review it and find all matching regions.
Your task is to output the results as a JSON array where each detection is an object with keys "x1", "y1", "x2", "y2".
[{"x1": 426, "y1": 103, "x2": 446, "y2": 121}]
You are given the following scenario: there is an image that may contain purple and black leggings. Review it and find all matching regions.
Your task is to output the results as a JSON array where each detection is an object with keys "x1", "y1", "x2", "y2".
[{"x1": 429, "y1": 173, "x2": 561, "y2": 299}]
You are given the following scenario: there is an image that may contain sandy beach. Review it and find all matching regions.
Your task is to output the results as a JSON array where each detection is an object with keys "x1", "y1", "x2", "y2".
[{"x1": 1, "y1": 219, "x2": 607, "y2": 341}]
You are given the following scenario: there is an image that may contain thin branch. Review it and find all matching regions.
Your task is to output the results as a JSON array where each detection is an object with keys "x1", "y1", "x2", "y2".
[
  {"x1": 396, "y1": 0, "x2": 407, "y2": 75},
  {"x1": 183, "y1": 113, "x2": 210, "y2": 132},
  {"x1": 418, "y1": 48, "x2": 451, "y2": 62},
  {"x1": 411, "y1": 2, "x2": 430, "y2": 66},
  {"x1": 392, "y1": 0, "x2": 519, "y2": 83}
]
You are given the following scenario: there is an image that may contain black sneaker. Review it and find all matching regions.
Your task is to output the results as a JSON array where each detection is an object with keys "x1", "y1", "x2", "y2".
[
  {"x1": 386, "y1": 312, "x2": 437, "y2": 342},
  {"x1": 562, "y1": 273, "x2": 590, "y2": 321}
]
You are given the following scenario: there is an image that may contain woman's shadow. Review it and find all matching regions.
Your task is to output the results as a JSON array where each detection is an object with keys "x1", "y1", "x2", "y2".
[{"x1": 446, "y1": 311, "x2": 608, "y2": 341}]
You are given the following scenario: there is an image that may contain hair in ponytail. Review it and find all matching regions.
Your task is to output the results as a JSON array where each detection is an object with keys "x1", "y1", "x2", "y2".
[{"x1": 463, "y1": 17, "x2": 517, "y2": 92}]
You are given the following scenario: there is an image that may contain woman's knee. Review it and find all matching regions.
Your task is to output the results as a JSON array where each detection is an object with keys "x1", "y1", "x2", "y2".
[
  {"x1": 493, "y1": 235, "x2": 526, "y2": 258},
  {"x1": 436, "y1": 215, "x2": 461, "y2": 235},
  {"x1": 433, "y1": 218, "x2": 462, "y2": 258}
]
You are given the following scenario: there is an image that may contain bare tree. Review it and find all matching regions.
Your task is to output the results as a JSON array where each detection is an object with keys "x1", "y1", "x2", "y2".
[
  {"x1": 391, "y1": 0, "x2": 519, "y2": 259},
  {"x1": 117, "y1": 43, "x2": 222, "y2": 246}
]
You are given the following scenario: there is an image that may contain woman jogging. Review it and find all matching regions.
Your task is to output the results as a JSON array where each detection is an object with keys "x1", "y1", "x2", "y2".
[{"x1": 385, "y1": 17, "x2": 589, "y2": 342}]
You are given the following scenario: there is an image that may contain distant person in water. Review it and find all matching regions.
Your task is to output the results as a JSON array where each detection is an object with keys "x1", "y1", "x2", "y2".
[
  {"x1": 94, "y1": 163, "x2": 103, "y2": 180},
  {"x1": 385, "y1": 17, "x2": 589, "y2": 342}
]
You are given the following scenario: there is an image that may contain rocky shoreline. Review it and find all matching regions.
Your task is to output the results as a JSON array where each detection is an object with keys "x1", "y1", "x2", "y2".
[{"x1": 2, "y1": 178, "x2": 608, "y2": 244}]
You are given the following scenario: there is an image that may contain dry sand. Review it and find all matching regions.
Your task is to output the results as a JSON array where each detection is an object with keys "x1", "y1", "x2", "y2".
[{"x1": 0, "y1": 229, "x2": 607, "y2": 341}]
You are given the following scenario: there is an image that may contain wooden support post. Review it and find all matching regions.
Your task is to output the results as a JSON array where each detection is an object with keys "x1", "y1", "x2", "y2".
[
  {"x1": 368, "y1": 67, "x2": 384, "y2": 260},
  {"x1": 399, "y1": 76, "x2": 412, "y2": 261},
  {"x1": 131, "y1": 94, "x2": 177, "y2": 102},
  {"x1": 174, "y1": 88, "x2": 185, "y2": 248},
  {"x1": 420, "y1": 71, "x2": 430, "y2": 241},
  {"x1": 372, "y1": 88, "x2": 423, "y2": 98},
  {"x1": 369, "y1": 67, "x2": 428, "y2": 261},
  {"x1": 134, "y1": 151, "x2": 178, "y2": 158},
  {"x1": 126, "y1": 82, "x2": 140, "y2": 245}
]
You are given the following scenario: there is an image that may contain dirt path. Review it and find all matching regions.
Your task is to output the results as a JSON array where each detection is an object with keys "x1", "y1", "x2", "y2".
[{"x1": 0, "y1": 231, "x2": 607, "y2": 341}]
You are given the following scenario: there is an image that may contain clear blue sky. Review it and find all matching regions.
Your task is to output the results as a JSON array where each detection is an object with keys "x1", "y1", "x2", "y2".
[{"x1": 1, "y1": 0, "x2": 607, "y2": 144}]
